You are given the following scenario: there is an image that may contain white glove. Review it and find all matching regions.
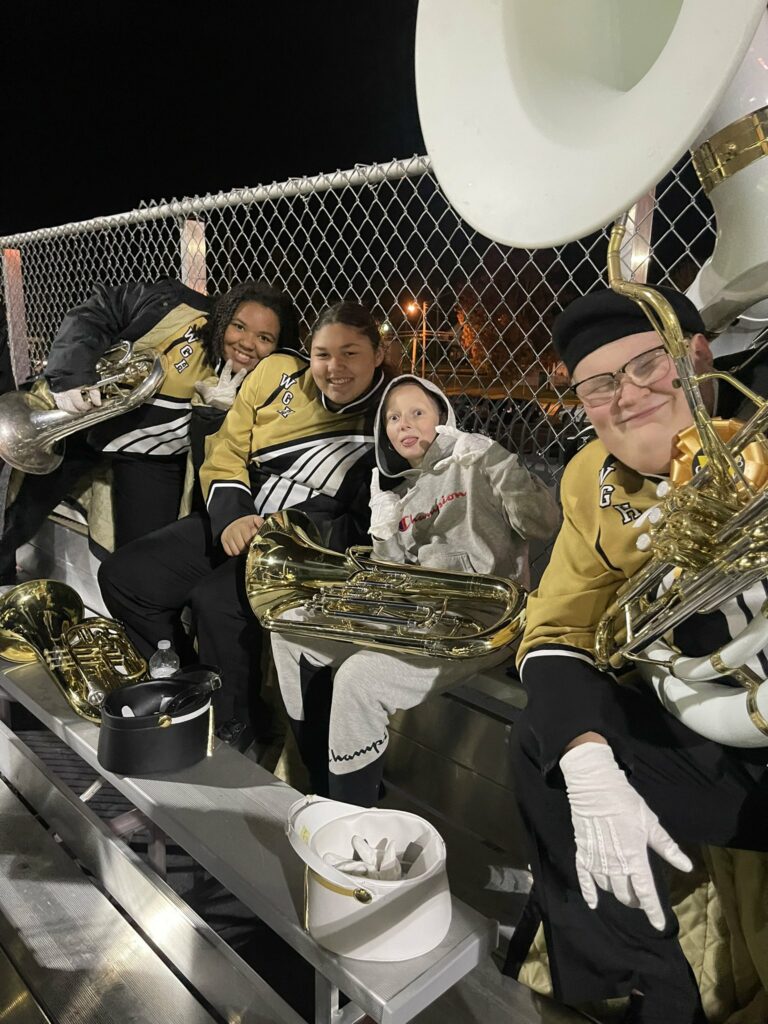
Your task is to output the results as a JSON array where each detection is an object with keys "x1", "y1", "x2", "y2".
[
  {"x1": 323, "y1": 853, "x2": 369, "y2": 876},
  {"x1": 52, "y1": 386, "x2": 102, "y2": 415},
  {"x1": 194, "y1": 360, "x2": 248, "y2": 410},
  {"x1": 375, "y1": 838, "x2": 402, "y2": 880},
  {"x1": 434, "y1": 424, "x2": 493, "y2": 468},
  {"x1": 559, "y1": 742, "x2": 692, "y2": 930},
  {"x1": 324, "y1": 836, "x2": 402, "y2": 880},
  {"x1": 369, "y1": 468, "x2": 402, "y2": 540}
]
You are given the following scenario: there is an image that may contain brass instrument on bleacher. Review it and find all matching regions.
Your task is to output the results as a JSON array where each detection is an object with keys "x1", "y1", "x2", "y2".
[
  {"x1": 0, "y1": 580, "x2": 147, "y2": 723},
  {"x1": 0, "y1": 342, "x2": 165, "y2": 475},
  {"x1": 415, "y1": 0, "x2": 768, "y2": 741},
  {"x1": 245, "y1": 510, "x2": 526, "y2": 658}
]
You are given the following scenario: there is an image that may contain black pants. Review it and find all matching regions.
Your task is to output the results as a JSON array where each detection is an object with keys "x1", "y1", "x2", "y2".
[
  {"x1": 506, "y1": 682, "x2": 768, "y2": 1017},
  {"x1": 110, "y1": 454, "x2": 187, "y2": 548},
  {"x1": 98, "y1": 513, "x2": 265, "y2": 730},
  {"x1": 0, "y1": 434, "x2": 101, "y2": 577},
  {"x1": 0, "y1": 437, "x2": 186, "y2": 577}
]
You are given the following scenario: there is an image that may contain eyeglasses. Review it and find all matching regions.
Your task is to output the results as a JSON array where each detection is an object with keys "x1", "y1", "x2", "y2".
[{"x1": 571, "y1": 346, "x2": 671, "y2": 408}]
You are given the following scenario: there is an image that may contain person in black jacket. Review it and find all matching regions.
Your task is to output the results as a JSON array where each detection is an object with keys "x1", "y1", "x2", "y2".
[
  {"x1": 98, "y1": 301, "x2": 389, "y2": 751},
  {"x1": 0, "y1": 279, "x2": 299, "y2": 582}
]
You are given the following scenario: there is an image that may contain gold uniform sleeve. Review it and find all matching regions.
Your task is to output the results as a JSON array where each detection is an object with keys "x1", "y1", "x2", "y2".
[
  {"x1": 516, "y1": 456, "x2": 625, "y2": 665},
  {"x1": 199, "y1": 365, "x2": 267, "y2": 502}
]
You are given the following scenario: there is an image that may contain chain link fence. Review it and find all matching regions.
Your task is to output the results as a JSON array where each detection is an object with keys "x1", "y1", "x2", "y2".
[{"x1": 0, "y1": 154, "x2": 714, "y2": 574}]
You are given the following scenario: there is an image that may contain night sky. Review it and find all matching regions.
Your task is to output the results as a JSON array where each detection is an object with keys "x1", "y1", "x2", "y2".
[{"x1": 2, "y1": 1, "x2": 424, "y2": 237}]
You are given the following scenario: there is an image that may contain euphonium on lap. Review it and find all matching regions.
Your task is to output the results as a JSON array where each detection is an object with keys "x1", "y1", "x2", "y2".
[
  {"x1": 592, "y1": 222, "x2": 768, "y2": 746},
  {"x1": 0, "y1": 580, "x2": 147, "y2": 723},
  {"x1": 0, "y1": 342, "x2": 165, "y2": 475},
  {"x1": 244, "y1": 510, "x2": 526, "y2": 659}
]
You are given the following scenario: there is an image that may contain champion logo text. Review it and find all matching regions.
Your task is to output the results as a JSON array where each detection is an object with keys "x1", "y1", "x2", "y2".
[{"x1": 399, "y1": 490, "x2": 467, "y2": 531}]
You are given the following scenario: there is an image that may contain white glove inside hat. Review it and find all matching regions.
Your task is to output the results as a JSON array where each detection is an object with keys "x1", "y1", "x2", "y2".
[{"x1": 323, "y1": 834, "x2": 403, "y2": 880}]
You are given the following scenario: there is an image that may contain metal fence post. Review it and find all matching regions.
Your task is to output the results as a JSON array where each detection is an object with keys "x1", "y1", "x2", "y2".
[
  {"x1": 2, "y1": 248, "x2": 31, "y2": 384},
  {"x1": 621, "y1": 191, "x2": 656, "y2": 285},
  {"x1": 180, "y1": 218, "x2": 208, "y2": 295}
]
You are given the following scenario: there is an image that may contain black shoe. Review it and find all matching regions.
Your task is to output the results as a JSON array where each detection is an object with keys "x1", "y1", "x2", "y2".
[
  {"x1": 249, "y1": 695, "x2": 275, "y2": 743},
  {"x1": 216, "y1": 718, "x2": 254, "y2": 754}
]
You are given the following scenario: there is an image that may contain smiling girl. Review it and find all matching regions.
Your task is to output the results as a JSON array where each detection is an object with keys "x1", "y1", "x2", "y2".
[
  {"x1": 99, "y1": 301, "x2": 388, "y2": 749},
  {"x1": 0, "y1": 279, "x2": 298, "y2": 584}
]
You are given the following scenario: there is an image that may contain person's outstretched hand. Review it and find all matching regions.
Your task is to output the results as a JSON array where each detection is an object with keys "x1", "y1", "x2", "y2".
[
  {"x1": 52, "y1": 386, "x2": 102, "y2": 415},
  {"x1": 194, "y1": 360, "x2": 248, "y2": 410},
  {"x1": 221, "y1": 514, "x2": 264, "y2": 556},
  {"x1": 434, "y1": 424, "x2": 493, "y2": 468},
  {"x1": 559, "y1": 741, "x2": 693, "y2": 930}
]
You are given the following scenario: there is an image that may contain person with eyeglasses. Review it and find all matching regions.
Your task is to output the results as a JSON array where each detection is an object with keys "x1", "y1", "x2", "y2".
[{"x1": 503, "y1": 286, "x2": 768, "y2": 1024}]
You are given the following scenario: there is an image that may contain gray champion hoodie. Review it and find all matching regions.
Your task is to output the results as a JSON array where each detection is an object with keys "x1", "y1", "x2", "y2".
[{"x1": 371, "y1": 376, "x2": 560, "y2": 588}]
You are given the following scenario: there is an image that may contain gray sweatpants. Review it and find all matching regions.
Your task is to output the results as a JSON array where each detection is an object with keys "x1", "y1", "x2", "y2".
[{"x1": 271, "y1": 628, "x2": 510, "y2": 777}]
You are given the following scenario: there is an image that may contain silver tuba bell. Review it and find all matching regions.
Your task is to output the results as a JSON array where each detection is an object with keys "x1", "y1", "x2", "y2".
[
  {"x1": 415, "y1": 0, "x2": 768, "y2": 743},
  {"x1": 0, "y1": 341, "x2": 166, "y2": 475}
]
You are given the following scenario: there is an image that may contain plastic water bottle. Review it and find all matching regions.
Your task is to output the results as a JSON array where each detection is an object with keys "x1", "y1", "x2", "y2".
[{"x1": 148, "y1": 640, "x2": 180, "y2": 679}]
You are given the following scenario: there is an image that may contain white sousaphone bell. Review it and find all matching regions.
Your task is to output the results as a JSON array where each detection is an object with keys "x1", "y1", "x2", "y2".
[
  {"x1": 415, "y1": 0, "x2": 768, "y2": 746},
  {"x1": 416, "y1": 0, "x2": 767, "y2": 331}
]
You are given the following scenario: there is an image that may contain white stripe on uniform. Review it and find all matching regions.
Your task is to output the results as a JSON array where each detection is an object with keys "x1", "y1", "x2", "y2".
[{"x1": 102, "y1": 412, "x2": 192, "y2": 454}]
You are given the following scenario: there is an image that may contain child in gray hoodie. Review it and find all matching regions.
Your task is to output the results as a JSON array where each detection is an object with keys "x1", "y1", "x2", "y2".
[{"x1": 271, "y1": 376, "x2": 560, "y2": 805}]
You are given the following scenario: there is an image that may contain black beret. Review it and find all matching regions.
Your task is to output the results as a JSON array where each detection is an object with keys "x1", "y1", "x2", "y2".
[{"x1": 553, "y1": 286, "x2": 706, "y2": 377}]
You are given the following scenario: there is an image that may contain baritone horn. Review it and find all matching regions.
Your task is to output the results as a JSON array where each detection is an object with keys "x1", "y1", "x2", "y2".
[
  {"x1": 0, "y1": 342, "x2": 165, "y2": 475},
  {"x1": 415, "y1": 0, "x2": 768, "y2": 742},
  {"x1": 0, "y1": 580, "x2": 148, "y2": 723},
  {"x1": 245, "y1": 510, "x2": 526, "y2": 658},
  {"x1": 593, "y1": 221, "x2": 768, "y2": 745}
]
